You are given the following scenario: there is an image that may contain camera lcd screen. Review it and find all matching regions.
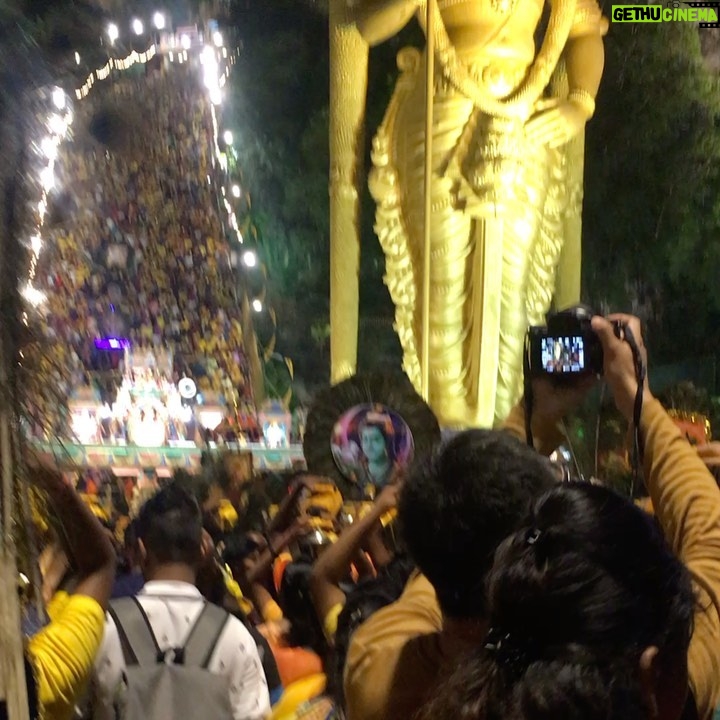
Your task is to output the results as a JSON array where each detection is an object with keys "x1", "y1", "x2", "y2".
[{"x1": 541, "y1": 336, "x2": 585, "y2": 374}]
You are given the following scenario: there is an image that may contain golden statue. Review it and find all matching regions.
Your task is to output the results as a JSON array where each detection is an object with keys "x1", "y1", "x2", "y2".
[{"x1": 329, "y1": 0, "x2": 608, "y2": 427}]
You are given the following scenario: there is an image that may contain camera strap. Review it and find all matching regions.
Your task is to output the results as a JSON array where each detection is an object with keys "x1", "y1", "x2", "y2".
[
  {"x1": 616, "y1": 322, "x2": 647, "y2": 494},
  {"x1": 523, "y1": 335, "x2": 535, "y2": 449}
]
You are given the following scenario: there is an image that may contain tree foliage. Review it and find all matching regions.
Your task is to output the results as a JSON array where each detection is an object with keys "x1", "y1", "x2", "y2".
[
  {"x1": 227, "y1": 0, "x2": 414, "y2": 387},
  {"x1": 583, "y1": 20, "x2": 720, "y2": 366}
]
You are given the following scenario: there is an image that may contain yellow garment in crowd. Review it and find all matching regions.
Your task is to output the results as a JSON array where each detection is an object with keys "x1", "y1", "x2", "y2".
[
  {"x1": 218, "y1": 499, "x2": 239, "y2": 531},
  {"x1": 323, "y1": 603, "x2": 344, "y2": 643},
  {"x1": 27, "y1": 593, "x2": 105, "y2": 720}
]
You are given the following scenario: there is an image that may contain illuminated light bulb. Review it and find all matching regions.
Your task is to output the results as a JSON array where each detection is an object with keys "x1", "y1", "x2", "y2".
[
  {"x1": 30, "y1": 235, "x2": 42, "y2": 255},
  {"x1": 132, "y1": 18, "x2": 144, "y2": 35},
  {"x1": 52, "y1": 87, "x2": 66, "y2": 110},
  {"x1": 222, "y1": 47, "x2": 227, "y2": 58},
  {"x1": 40, "y1": 166, "x2": 55, "y2": 191},
  {"x1": 181, "y1": 34, "x2": 191, "y2": 50},
  {"x1": 231, "y1": 184, "x2": 241, "y2": 198},
  {"x1": 75, "y1": 51, "x2": 81, "y2": 65},
  {"x1": 169, "y1": 51, "x2": 174, "y2": 62},
  {"x1": 48, "y1": 113, "x2": 65, "y2": 135},
  {"x1": 22, "y1": 285, "x2": 46, "y2": 307},
  {"x1": 242, "y1": 251, "x2": 257, "y2": 268},
  {"x1": 40, "y1": 136, "x2": 57, "y2": 160},
  {"x1": 178, "y1": 54, "x2": 184, "y2": 64},
  {"x1": 252, "y1": 299, "x2": 263, "y2": 313},
  {"x1": 223, "y1": 130, "x2": 233, "y2": 145},
  {"x1": 209, "y1": 87, "x2": 222, "y2": 105},
  {"x1": 213, "y1": 31, "x2": 223, "y2": 47},
  {"x1": 153, "y1": 12, "x2": 166, "y2": 30},
  {"x1": 108, "y1": 23, "x2": 119, "y2": 43}
]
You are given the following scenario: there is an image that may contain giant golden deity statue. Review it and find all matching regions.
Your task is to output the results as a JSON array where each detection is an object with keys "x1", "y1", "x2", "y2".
[{"x1": 329, "y1": 0, "x2": 608, "y2": 428}]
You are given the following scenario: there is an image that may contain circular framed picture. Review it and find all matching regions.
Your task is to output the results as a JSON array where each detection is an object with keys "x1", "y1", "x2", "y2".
[{"x1": 331, "y1": 404, "x2": 414, "y2": 489}]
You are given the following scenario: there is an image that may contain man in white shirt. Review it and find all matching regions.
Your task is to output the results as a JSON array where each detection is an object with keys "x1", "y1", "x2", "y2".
[{"x1": 90, "y1": 482, "x2": 270, "y2": 720}]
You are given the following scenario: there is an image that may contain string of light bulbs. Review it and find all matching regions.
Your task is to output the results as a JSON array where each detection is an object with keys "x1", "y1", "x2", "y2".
[{"x1": 23, "y1": 40, "x2": 160, "y2": 314}]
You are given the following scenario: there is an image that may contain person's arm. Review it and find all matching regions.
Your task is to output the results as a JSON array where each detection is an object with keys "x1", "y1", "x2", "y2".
[
  {"x1": 244, "y1": 517, "x2": 310, "y2": 586},
  {"x1": 32, "y1": 463, "x2": 116, "y2": 610},
  {"x1": 641, "y1": 399, "x2": 720, "y2": 718},
  {"x1": 593, "y1": 315, "x2": 720, "y2": 720},
  {"x1": 265, "y1": 475, "x2": 313, "y2": 536},
  {"x1": 501, "y1": 377, "x2": 595, "y2": 456},
  {"x1": 310, "y1": 485, "x2": 400, "y2": 638}
]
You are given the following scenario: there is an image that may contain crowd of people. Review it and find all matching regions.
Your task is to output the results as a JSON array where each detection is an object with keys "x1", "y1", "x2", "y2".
[
  {"x1": 12, "y1": 25, "x2": 720, "y2": 720},
  {"x1": 13, "y1": 312, "x2": 720, "y2": 720},
  {"x1": 32, "y1": 59, "x2": 254, "y2": 441}
]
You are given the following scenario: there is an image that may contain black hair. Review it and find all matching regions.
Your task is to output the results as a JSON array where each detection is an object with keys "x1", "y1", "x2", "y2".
[
  {"x1": 399, "y1": 429, "x2": 557, "y2": 617},
  {"x1": 124, "y1": 518, "x2": 138, "y2": 550},
  {"x1": 422, "y1": 483, "x2": 694, "y2": 720},
  {"x1": 173, "y1": 468, "x2": 211, "y2": 506},
  {"x1": 327, "y1": 553, "x2": 416, "y2": 710},
  {"x1": 221, "y1": 531, "x2": 263, "y2": 569},
  {"x1": 135, "y1": 481, "x2": 203, "y2": 566},
  {"x1": 279, "y1": 561, "x2": 328, "y2": 656}
]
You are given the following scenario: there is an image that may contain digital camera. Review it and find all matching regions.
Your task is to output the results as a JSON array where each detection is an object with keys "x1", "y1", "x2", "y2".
[{"x1": 526, "y1": 305, "x2": 603, "y2": 378}]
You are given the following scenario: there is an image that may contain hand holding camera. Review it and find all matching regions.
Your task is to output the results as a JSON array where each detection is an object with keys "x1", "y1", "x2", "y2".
[
  {"x1": 526, "y1": 306, "x2": 651, "y2": 423},
  {"x1": 591, "y1": 314, "x2": 652, "y2": 422}
]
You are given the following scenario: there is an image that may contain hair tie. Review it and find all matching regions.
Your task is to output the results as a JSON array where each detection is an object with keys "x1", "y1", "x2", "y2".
[
  {"x1": 526, "y1": 528, "x2": 542, "y2": 546},
  {"x1": 484, "y1": 627, "x2": 535, "y2": 678}
]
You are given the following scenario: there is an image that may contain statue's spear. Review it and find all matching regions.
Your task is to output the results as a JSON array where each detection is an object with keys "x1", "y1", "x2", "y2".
[{"x1": 421, "y1": 0, "x2": 436, "y2": 402}]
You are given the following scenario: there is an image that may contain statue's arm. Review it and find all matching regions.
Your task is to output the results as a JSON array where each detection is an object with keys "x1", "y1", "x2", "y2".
[
  {"x1": 349, "y1": 0, "x2": 420, "y2": 45},
  {"x1": 561, "y1": 0, "x2": 608, "y2": 118}
]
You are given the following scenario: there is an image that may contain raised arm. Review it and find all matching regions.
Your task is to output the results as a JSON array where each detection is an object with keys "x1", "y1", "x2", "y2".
[
  {"x1": 310, "y1": 485, "x2": 400, "y2": 641},
  {"x1": 32, "y1": 464, "x2": 115, "y2": 609},
  {"x1": 593, "y1": 315, "x2": 720, "y2": 719},
  {"x1": 26, "y1": 464, "x2": 116, "y2": 719}
]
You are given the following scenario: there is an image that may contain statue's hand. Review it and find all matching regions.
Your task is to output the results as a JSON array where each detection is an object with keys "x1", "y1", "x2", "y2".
[{"x1": 524, "y1": 98, "x2": 589, "y2": 149}]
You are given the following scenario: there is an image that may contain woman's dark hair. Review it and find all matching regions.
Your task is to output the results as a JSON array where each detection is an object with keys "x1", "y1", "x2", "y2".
[{"x1": 422, "y1": 482, "x2": 694, "y2": 720}]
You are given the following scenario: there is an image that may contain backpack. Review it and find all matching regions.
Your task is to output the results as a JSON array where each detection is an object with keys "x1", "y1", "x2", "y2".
[{"x1": 108, "y1": 597, "x2": 233, "y2": 720}]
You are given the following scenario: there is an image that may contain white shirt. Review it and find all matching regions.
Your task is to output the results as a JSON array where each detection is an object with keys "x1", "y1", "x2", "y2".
[{"x1": 91, "y1": 580, "x2": 270, "y2": 720}]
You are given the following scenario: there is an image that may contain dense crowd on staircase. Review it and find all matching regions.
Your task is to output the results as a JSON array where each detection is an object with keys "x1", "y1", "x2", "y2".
[{"x1": 34, "y1": 63, "x2": 253, "y2": 440}]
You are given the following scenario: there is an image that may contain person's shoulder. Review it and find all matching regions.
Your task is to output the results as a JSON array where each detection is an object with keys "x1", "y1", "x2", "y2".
[
  {"x1": 347, "y1": 573, "x2": 441, "y2": 664},
  {"x1": 216, "y1": 611, "x2": 258, "y2": 656}
]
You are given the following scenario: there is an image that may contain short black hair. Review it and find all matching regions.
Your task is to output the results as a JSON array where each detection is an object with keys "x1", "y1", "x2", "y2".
[
  {"x1": 135, "y1": 481, "x2": 203, "y2": 566},
  {"x1": 399, "y1": 429, "x2": 557, "y2": 618}
]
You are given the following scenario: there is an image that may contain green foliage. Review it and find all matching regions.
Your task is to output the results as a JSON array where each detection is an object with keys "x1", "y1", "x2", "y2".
[
  {"x1": 227, "y1": 0, "x2": 408, "y2": 387},
  {"x1": 583, "y1": 20, "x2": 720, "y2": 366}
]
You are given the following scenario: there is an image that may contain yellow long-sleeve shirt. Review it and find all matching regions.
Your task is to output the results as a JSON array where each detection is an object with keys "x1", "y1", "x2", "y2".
[
  {"x1": 27, "y1": 593, "x2": 106, "y2": 720},
  {"x1": 344, "y1": 399, "x2": 720, "y2": 720}
]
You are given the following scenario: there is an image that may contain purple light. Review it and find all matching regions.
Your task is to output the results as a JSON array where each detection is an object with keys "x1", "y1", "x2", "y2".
[{"x1": 94, "y1": 337, "x2": 130, "y2": 351}]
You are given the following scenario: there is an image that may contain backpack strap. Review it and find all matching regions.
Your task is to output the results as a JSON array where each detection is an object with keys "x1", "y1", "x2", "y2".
[
  {"x1": 181, "y1": 602, "x2": 230, "y2": 669},
  {"x1": 109, "y1": 597, "x2": 162, "y2": 667}
]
